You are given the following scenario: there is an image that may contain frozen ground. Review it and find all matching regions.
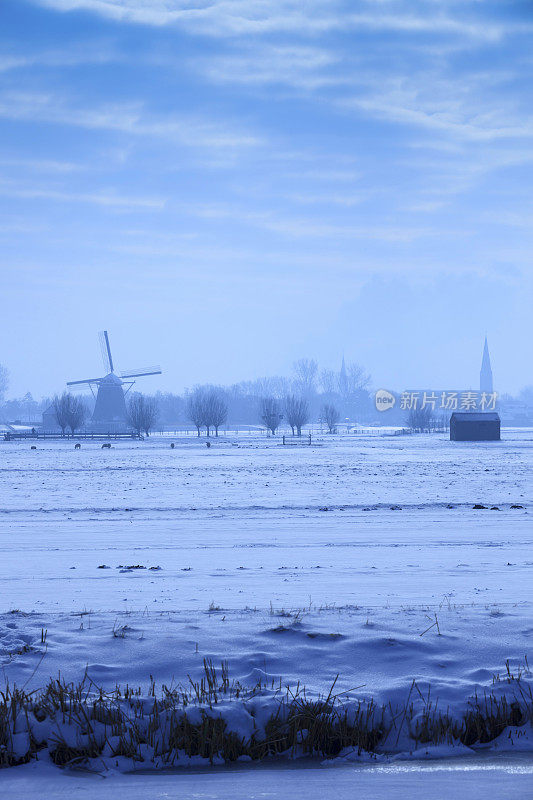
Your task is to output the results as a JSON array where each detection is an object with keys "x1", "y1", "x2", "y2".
[
  {"x1": 0, "y1": 431, "x2": 532, "y2": 790},
  {"x1": 3, "y1": 753, "x2": 533, "y2": 800}
]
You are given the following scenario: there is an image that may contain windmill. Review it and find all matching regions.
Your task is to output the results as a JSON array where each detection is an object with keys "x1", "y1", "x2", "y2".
[{"x1": 67, "y1": 331, "x2": 162, "y2": 431}]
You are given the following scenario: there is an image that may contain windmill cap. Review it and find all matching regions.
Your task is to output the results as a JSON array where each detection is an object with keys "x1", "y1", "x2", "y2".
[{"x1": 101, "y1": 373, "x2": 123, "y2": 384}]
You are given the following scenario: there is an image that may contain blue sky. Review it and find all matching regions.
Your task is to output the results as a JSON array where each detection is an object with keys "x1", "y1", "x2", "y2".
[{"x1": 1, "y1": 0, "x2": 532, "y2": 397}]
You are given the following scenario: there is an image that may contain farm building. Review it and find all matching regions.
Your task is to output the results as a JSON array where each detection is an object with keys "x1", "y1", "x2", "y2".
[
  {"x1": 41, "y1": 404, "x2": 61, "y2": 432},
  {"x1": 450, "y1": 412, "x2": 500, "y2": 441}
]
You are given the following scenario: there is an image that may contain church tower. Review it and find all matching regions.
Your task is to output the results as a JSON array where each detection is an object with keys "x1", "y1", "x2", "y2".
[
  {"x1": 480, "y1": 337, "x2": 493, "y2": 394},
  {"x1": 339, "y1": 354, "x2": 348, "y2": 396}
]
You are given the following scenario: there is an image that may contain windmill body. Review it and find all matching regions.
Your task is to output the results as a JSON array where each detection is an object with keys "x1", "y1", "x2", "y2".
[
  {"x1": 67, "y1": 331, "x2": 161, "y2": 432},
  {"x1": 91, "y1": 373, "x2": 128, "y2": 428}
]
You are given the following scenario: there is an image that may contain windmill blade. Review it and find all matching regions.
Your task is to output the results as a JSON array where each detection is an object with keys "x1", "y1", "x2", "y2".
[
  {"x1": 67, "y1": 377, "x2": 103, "y2": 386},
  {"x1": 99, "y1": 330, "x2": 114, "y2": 374},
  {"x1": 120, "y1": 366, "x2": 162, "y2": 379}
]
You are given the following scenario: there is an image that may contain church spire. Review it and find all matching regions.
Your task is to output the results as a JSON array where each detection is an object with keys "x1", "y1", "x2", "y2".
[
  {"x1": 339, "y1": 353, "x2": 348, "y2": 396},
  {"x1": 480, "y1": 337, "x2": 493, "y2": 394}
]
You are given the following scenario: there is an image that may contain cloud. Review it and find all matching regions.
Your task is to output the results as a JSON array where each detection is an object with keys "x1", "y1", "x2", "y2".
[
  {"x1": 284, "y1": 192, "x2": 364, "y2": 207},
  {"x1": 0, "y1": 157, "x2": 83, "y2": 173},
  {"x1": 283, "y1": 168, "x2": 362, "y2": 183},
  {"x1": 0, "y1": 91, "x2": 262, "y2": 150},
  {"x1": 0, "y1": 42, "x2": 120, "y2": 73},
  {"x1": 30, "y1": 0, "x2": 531, "y2": 42},
  {"x1": 490, "y1": 211, "x2": 533, "y2": 229},
  {"x1": 344, "y1": 92, "x2": 533, "y2": 142},
  {"x1": 196, "y1": 43, "x2": 346, "y2": 91},
  {"x1": 10, "y1": 4, "x2": 530, "y2": 161},
  {"x1": 0, "y1": 179, "x2": 165, "y2": 209},
  {"x1": 197, "y1": 48, "x2": 533, "y2": 148},
  {"x1": 337, "y1": 68, "x2": 533, "y2": 143},
  {"x1": 0, "y1": 219, "x2": 50, "y2": 234},
  {"x1": 186, "y1": 200, "x2": 439, "y2": 242}
]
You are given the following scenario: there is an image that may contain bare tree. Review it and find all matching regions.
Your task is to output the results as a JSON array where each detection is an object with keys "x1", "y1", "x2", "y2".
[
  {"x1": 434, "y1": 412, "x2": 450, "y2": 432},
  {"x1": 204, "y1": 387, "x2": 228, "y2": 436},
  {"x1": 186, "y1": 388, "x2": 207, "y2": 436},
  {"x1": 319, "y1": 369, "x2": 337, "y2": 395},
  {"x1": 128, "y1": 394, "x2": 158, "y2": 436},
  {"x1": 293, "y1": 358, "x2": 318, "y2": 397},
  {"x1": 21, "y1": 392, "x2": 39, "y2": 423},
  {"x1": 321, "y1": 403, "x2": 339, "y2": 433},
  {"x1": 0, "y1": 364, "x2": 8, "y2": 401},
  {"x1": 520, "y1": 386, "x2": 533, "y2": 406},
  {"x1": 260, "y1": 397, "x2": 282, "y2": 435},
  {"x1": 234, "y1": 376, "x2": 291, "y2": 399},
  {"x1": 52, "y1": 392, "x2": 71, "y2": 434},
  {"x1": 284, "y1": 395, "x2": 309, "y2": 436},
  {"x1": 128, "y1": 395, "x2": 144, "y2": 436},
  {"x1": 340, "y1": 362, "x2": 371, "y2": 396},
  {"x1": 143, "y1": 397, "x2": 159, "y2": 436},
  {"x1": 264, "y1": 376, "x2": 291, "y2": 399},
  {"x1": 65, "y1": 396, "x2": 87, "y2": 434},
  {"x1": 407, "y1": 407, "x2": 433, "y2": 433},
  {"x1": 153, "y1": 391, "x2": 185, "y2": 425}
]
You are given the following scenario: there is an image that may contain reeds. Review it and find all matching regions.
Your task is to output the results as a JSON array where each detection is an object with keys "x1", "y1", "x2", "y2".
[{"x1": 0, "y1": 661, "x2": 531, "y2": 770}]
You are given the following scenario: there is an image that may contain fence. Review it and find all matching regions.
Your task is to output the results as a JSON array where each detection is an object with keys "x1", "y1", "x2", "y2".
[
  {"x1": 3, "y1": 431, "x2": 143, "y2": 441},
  {"x1": 282, "y1": 433, "x2": 312, "y2": 445}
]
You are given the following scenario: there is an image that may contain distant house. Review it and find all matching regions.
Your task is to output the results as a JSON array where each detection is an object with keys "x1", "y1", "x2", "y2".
[
  {"x1": 42, "y1": 405, "x2": 60, "y2": 431},
  {"x1": 1, "y1": 422, "x2": 36, "y2": 440},
  {"x1": 450, "y1": 412, "x2": 500, "y2": 442}
]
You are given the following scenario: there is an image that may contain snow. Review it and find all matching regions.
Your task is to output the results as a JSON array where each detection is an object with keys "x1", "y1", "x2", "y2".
[
  {"x1": 0, "y1": 430, "x2": 532, "y2": 781},
  {"x1": 2, "y1": 753, "x2": 533, "y2": 799}
]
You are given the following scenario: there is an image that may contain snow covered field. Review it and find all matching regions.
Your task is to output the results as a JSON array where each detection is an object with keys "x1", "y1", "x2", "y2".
[
  {"x1": 4, "y1": 753, "x2": 533, "y2": 800},
  {"x1": 0, "y1": 431, "x2": 532, "y2": 790}
]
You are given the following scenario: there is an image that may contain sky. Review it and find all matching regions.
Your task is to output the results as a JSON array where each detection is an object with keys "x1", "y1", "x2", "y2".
[{"x1": 0, "y1": 0, "x2": 532, "y2": 398}]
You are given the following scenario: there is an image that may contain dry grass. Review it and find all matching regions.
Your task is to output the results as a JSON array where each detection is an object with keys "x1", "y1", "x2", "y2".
[{"x1": 0, "y1": 661, "x2": 531, "y2": 770}]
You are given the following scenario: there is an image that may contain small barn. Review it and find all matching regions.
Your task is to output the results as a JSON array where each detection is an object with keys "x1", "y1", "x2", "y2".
[
  {"x1": 41, "y1": 404, "x2": 60, "y2": 432},
  {"x1": 450, "y1": 412, "x2": 500, "y2": 442}
]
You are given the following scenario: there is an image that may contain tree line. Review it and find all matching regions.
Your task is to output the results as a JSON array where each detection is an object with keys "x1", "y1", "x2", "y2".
[
  {"x1": 0, "y1": 357, "x2": 373, "y2": 433},
  {"x1": 43, "y1": 388, "x2": 339, "y2": 437},
  {"x1": 187, "y1": 389, "x2": 341, "y2": 437},
  {"x1": 50, "y1": 391, "x2": 158, "y2": 436}
]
